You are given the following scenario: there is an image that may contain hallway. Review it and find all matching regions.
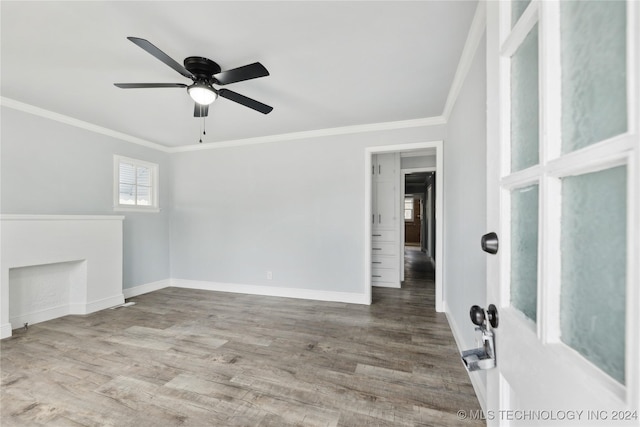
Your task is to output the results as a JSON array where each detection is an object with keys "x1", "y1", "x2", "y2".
[{"x1": 404, "y1": 246, "x2": 436, "y2": 282}]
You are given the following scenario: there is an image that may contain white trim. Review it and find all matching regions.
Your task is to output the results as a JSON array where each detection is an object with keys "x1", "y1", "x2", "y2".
[
  {"x1": 123, "y1": 279, "x2": 171, "y2": 299},
  {"x1": 0, "y1": 97, "x2": 172, "y2": 153},
  {"x1": 500, "y1": 0, "x2": 539, "y2": 57},
  {"x1": 113, "y1": 206, "x2": 161, "y2": 213},
  {"x1": 79, "y1": 294, "x2": 125, "y2": 315},
  {"x1": 628, "y1": 0, "x2": 640, "y2": 408},
  {"x1": 8, "y1": 294, "x2": 124, "y2": 331},
  {"x1": 445, "y1": 309, "x2": 487, "y2": 413},
  {"x1": 0, "y1": 323, "x2": 12, "y2": 340},
  {"x1": 9, "y1": 304, "x2": 69, "y2": 330},
  {"x1": 372, "y1": 282, "x2": 401, "y2": 289},
  {"x1": 171, "y1": 279, "x2": 369, "y2": 305},
  {"x1": 0, "y1": 214, "x2": 125, "y2": 221},
  {"x1": 364, "y1": 152, "x2": 374, "y2": 305},
  {"x1": 485, "y1": 1, "x2": 502, "y2": 421},
  {"x1": 365, "y1": 141, "x2": 444, "y2": 312},
  {"x1": 172, "y1": 116, "x2": 447, "y2": 152},
  {"x1": 442, "y1": 1, "x2": 487, "y2": 120},
  {"x1": 2, "y1": 95, "x2": 447, "y2": 152}
]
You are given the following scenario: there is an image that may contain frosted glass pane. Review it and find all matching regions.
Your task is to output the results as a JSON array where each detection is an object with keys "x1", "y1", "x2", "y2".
[
  {"x1": 511, "y1": 184, "x2": 539, "y2": 322},
  {"x1": 511, "y1": 25, "x2": 539, "y2": 172},
  {"x1": 561, "y1": 166, "x2": 627, "y2": 384},
  {"x1": 561, "y1": 0, "x2": 627, "y2": 153},
  {"x1": 511, "y1": 0, "x2": 531, "y2": 27}
]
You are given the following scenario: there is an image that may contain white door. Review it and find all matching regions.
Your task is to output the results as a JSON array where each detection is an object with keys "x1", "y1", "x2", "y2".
[{"x1": 486, "y1": 0, "x2": 639, "y2": 425}]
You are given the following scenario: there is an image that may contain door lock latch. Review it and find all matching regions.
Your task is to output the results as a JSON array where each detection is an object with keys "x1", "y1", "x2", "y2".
[{"x1": 461, "y1": 304, "x2": 498, "y2": 372}]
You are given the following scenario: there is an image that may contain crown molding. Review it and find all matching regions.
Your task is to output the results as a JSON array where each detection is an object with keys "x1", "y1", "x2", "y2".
[
  {"x1": 171, "y1": 116, "x2": 447, "y2": 153},
  {"x1": 0, "y1": 97, "x2": 172, "y2": 153},
  {"x1": 441, "y1": 0, "x2": 487, "y2": 121},
  {"x1": 1, "y1": 95, "x2": 445, "y2": 153}
]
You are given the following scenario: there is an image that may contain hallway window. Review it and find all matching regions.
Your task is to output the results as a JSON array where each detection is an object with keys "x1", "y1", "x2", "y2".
[{"x1": 404, "y1": 197, "x2": 414, "y2": 221}]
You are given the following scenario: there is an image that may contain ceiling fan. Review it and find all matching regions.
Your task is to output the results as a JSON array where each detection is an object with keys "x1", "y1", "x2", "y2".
[{"x1": 114, "y1": 37, "x2": 273, "y2": 117}]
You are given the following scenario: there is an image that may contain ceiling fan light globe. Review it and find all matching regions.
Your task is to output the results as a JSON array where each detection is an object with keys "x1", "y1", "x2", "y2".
[{"x1": 188, "y1": 85, "x2": 217, "y2": 105}]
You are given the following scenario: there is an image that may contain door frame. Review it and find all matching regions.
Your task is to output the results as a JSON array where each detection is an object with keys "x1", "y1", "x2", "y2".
[{"x1": 364, "y1": 141, "x2": 444, "y2": 310}]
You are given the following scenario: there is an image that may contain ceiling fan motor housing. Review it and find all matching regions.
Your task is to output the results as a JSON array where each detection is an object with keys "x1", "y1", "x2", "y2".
[{"x1": 184, "y1": 56, "x2": 221, "y2": 80}]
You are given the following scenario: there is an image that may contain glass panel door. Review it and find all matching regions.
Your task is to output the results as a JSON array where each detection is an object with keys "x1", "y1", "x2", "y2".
[{"x1": 485, "y1": 0, "x2": 639, "y2": 417}]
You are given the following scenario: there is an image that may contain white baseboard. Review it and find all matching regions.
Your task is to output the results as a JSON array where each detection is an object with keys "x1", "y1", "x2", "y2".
[
  {"x1": 123, "y1": 279, "x2": 171, "y2": 298},
  {"x1": 0, "y1": 278, "x2": 367, "y2": 340},
  {"x1": 444, "y1": 305, "x2": 487, "y2": 412},
  {"x1": 372, "y1": 282, "x2": 401, "y2": 288},
  {"x1": 1, "y1": 322, "x2": 14, "y2": 339},
  {"x1": 9, "y1": 304, "x2": 70, "y2": 330},
  {"x1": 171, "y1": 279, "x2": 370, "y2": 305},
  {"x1": 78, "y1": 294, "x2": 125, "y2": 314},
  {"x1": 8, "y1": 294, "x2": 125, "y2": 333}
]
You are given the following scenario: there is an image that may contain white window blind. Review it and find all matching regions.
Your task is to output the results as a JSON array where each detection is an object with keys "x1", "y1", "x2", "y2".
[{"x1": 404, "y1": 198, "x2": 414, "y2": 221}]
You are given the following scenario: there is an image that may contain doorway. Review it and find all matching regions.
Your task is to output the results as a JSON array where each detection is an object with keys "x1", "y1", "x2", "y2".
[
  {"x1": 401, "y1": 169, "x2": 436, "y2": 283},
  {"x1": 364, "y1": 141, "x2": 443, "y2": 310}
]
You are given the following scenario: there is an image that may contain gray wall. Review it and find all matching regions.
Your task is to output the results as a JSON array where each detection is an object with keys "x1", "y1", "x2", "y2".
[
  {"x1": 401, "y1": 155, "x2": 436, "y2": 169},
  {"x1": 170, "y1": 126, "x2": 446, "y2": 294},
  {"x1": 0, "y1": 107, "x2": 172, "y2": 289},
  {"x1": 443, "y1": 34, "x2": 487, "y2": 386}
]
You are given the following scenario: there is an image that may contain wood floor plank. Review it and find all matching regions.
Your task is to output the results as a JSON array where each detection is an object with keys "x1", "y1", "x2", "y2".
[{"x1": 1, "y1": 248, "x2": 483, "y2": 426}]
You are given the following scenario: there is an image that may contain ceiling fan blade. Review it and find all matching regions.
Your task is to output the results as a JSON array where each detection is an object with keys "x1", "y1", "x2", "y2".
[
  {"x1": 114, "y1": 83, "x2": 188, "y2": 89},
  {"x1": 218, "y1": 89, "x2": 273, "y2": 114},
  {"x1": 194, "y1": 103, "x2": 209, "y2": 117},
  {"x1": 127, "y1": 37, "x2": 195, "y2": 80},
  {"x1": 213, "y1": 62, "x2": 269, "y2": 85}
]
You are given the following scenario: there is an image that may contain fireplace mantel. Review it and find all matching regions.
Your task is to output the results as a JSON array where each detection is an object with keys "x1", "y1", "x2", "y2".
[{"x1": 1, "y1": 214, "x2": 125, "y2": 339}]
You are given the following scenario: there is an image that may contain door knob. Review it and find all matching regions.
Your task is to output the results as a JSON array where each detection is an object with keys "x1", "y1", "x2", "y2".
[
  {"x1": 481, "y1": 232, "x2": 499, "y2": 254},
  {"x1": 469, "y1": 304, "x2": 499, "y2": 328},
  {"x1": 470, "y1": 305, "x2": 485, "y2": 326},
  {"x1": 487, "y1": 304, "x2": 499, "y2": 328}
]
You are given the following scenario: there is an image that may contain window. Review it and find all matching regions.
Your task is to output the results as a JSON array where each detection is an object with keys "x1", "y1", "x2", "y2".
[
  {"x1": 113, "y1": 155, "x2": 159, "y2": 212},
  {"x1": 404, "y1": 197, "x2": 414, "y2": 221}
]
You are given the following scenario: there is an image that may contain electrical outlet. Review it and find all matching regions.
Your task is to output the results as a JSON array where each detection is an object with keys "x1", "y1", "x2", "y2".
[{"x1": 266, "y1": 271, "x2": 273, "y2": 280}]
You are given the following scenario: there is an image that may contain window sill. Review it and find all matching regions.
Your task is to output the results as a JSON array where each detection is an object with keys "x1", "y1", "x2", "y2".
[{"x1": 113, "y1": 206, "x2": 161, "y2": 213}]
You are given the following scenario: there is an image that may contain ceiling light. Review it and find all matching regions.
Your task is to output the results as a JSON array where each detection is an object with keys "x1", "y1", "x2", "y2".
[{"x1": 188, "y1": 83, "x2": 217, "y2": 105}]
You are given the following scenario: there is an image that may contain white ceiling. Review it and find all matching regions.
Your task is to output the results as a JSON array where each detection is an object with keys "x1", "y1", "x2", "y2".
[{"x1": 1, "y1": 1, "x2": 477, "y2": 148}]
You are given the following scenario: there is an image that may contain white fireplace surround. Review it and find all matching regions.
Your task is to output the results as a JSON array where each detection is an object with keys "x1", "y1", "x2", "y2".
[{"x1": 1, "y1": 215, "x2": 124, "y2": 339}]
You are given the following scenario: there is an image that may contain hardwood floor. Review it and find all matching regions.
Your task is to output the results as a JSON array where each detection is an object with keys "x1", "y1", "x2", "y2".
[{"x1": 1, "y1": 250, "x2": 482, "y2": 426}]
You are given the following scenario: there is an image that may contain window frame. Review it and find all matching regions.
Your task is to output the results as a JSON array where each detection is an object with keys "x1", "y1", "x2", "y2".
[
  {"x1": 404, "y1": 197, "x2": 414, "y2": 222},
  {"x1": 113, "y1": 155, "x2": 160, "y2": 213}
]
